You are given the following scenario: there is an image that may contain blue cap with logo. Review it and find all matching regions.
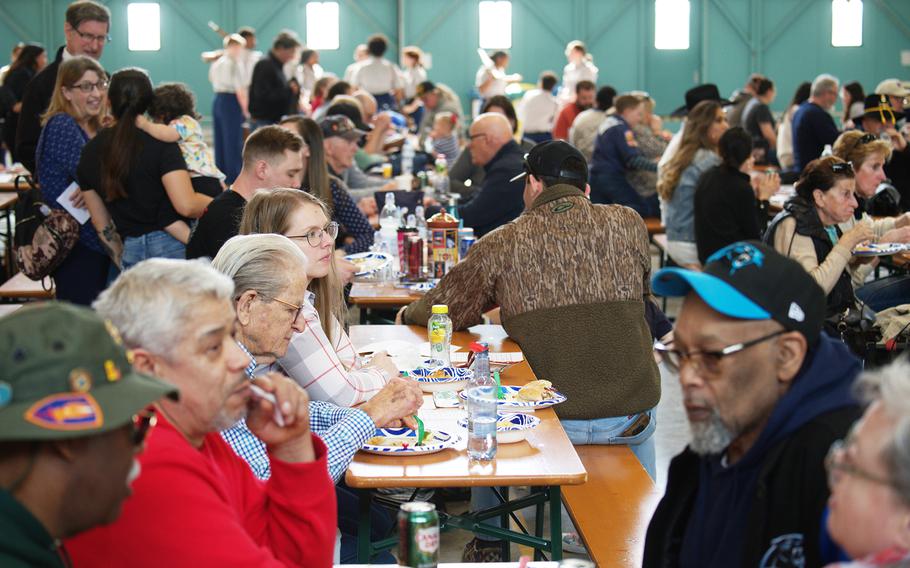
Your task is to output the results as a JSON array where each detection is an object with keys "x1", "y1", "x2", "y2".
[{"x1": 652, "y1": 241, "x2": 826, "y2": 347}]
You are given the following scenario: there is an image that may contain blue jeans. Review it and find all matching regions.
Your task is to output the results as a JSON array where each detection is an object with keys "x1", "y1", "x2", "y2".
[
  {"x1": 589, "y1": 171, "x2": 661, "y2": 218},
  {"x1": 53, "y1": 242, "x2": 111, "y2": 306},
  {"x1": 472, "y1": 409, "x2": 657, "y2": 541},
  {"x1": 121, "y1": 230, "x2": 186, "y2": 271},
  {"x1": 336, "y1": 484, "x2": 395, "y2": 564},
  {"x1": 856, "y1": 275, "x2": 910, "y2": 312},
  {"x1": 213, "y1": 92, "x2": 244, "y2": 184}
]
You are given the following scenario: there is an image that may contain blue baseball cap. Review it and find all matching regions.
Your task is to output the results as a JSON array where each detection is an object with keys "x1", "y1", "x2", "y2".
[{"x1": 652, "y1": 241, "x2": 825, "y2": 346}]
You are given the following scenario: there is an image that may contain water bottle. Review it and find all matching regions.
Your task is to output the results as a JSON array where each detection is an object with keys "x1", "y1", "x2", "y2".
[
  {"x1": 415, "y1": 206, "x2": 428, "y2": 240},
  {"x1": 427, "y1": 304, "x2": 452, "y2": 368},
  {"x1": 466, "y1": 342, "x2": 497, "y2": 461},
  {"x1": 379, "y1": 193, "x2": 399, "y2": 271},
  {"x1": 434, "y1": 155, "x2": 449, "y2": 196},
  {"x1": 402, "y1": 138, "x2": 415, "y2": 175}
]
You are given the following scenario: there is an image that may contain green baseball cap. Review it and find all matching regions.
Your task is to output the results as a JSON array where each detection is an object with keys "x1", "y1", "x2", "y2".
[{"x1": 0, "y1": 302, "x2": 178, "y2": 441}]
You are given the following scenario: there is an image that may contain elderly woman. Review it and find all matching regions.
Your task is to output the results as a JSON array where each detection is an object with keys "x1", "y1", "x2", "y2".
[
  {"x1": 35, "y1": 56, "x2": 109, "y2": 305},
  {"x1": 833, "y1": 130, "x2": 910, "y2": 311},
  {"x1": 211, "y1": 233, "x2": 422, "y2": 481},
  {"x1": 766, "y1": 157, "x2": 874, "y2": 319},
  {"x1": 824, "y1": 359, "x2": 910, "y2": 567}
]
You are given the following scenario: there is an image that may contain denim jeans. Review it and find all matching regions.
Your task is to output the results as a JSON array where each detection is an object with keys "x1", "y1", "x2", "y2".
[
  {"x1": 472, "y1": 408, "x2": 657, "y2": 541},
  {"x1": 856, "y1": 275, "x2": 910, "y2": 312},
  {"x1": 121, "y1": 230, "x2": 186, "y2": 271}
]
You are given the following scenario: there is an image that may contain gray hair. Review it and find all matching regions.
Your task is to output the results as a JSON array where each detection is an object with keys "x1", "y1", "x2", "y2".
[
  {"x1": 211, "y1": 234, "x2": 309, "y2": 301},
  {"x1": 93, "y1": 259, "x2": 234, "y2": 359},
  {"x1": 811, "y1": 74, "x2": 839, "y2": 98},
  {"x1": 854, "y1": 358, "x2": 910, "y2": 506}
]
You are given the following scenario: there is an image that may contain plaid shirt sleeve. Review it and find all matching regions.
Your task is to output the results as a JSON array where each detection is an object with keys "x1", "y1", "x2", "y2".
[
  {"x1": 309, "y1": 401, "x2": 375, "y2": 483},
  {"x1": 221, "y1": 420, "x2": 271, "y2": 480}
]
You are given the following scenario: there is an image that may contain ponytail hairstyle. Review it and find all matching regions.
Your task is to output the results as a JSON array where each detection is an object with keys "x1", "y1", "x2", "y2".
[{"x1": 101, "y1": 68, "x2": 154, "y2": 201}]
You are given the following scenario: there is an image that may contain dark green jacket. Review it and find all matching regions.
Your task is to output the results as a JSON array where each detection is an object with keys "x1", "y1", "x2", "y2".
[{"x1": 0, "y1": 488, "x2": 64, "y2": 567}]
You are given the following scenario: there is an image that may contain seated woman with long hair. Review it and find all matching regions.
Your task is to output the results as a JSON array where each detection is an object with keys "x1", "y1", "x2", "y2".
[
  {"x1": 239, "y1": 188, "x2": 397, "y2": 405},
  {"x1": 765, "y1": 156, "x2": 874, "y2": 318}
]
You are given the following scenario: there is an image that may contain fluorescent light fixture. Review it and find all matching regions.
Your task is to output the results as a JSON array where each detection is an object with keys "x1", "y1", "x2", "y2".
[
  {"x1": 127, "y1": 3, "x2": 160, "y2": 51},
  {"x1": 306, "y1": 2, "x2": 340, "y2": 50},
  {"x1": 655, "y1": 0, "x2": 690, "y2": 50},
  {"x1": 832, "y1": 0, "x2": 863, "y2": 47},
  {"x1": 479, "y1": 1, "x2": 512, "y2": 49}
]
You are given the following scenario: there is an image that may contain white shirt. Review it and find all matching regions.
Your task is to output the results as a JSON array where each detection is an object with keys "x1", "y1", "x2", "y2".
[
  {"x1": 559, "y1": 60, "x2": 598, "y2": 101},
  {"x1": 475, "y1": 65, "x2": 507, "y2": 98},
  {"x1": 209, "y1": 54, "x2": 243, "y2": 93},
  {"x1": 659, "y1": 122, "x2": 685, "y2": 169},
  {"x1": 343, "y1": 61, "x2": 360, "y2": 82},
  {"x1": 238, "y1": 49, "x2": 263, "y2": 88},
  {"x1": 297, "y1": 63, "x2": 324, "y2": 96},
  {"x1": 350, "y1": 57, "x2": 402, "y2": 95},
  {"x1": 402, "y1": 65, "x2": 427, "y2": 99},
  {"x1": 517, "y1": 88, "x2": 559, "y2": 133},
  {"x1": 569, "y1": 108, "x2": 606, "y2": 162}
]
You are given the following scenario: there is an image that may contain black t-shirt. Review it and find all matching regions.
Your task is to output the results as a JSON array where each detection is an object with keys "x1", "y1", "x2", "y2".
[
  {"x1": 77, "y1": 129, "x2": 188, "y2": 237},
  {"x1": 185, "y1": 189, "x2": 247, "y2": 259},
  {"x1": 694, "y1": 164, "x2": 767, "y2": 264},
  {"x1": 743, "y1": 99, "x2": 775, "y2": 147}
]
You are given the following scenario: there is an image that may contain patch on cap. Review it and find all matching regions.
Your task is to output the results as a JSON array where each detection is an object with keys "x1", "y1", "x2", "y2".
[
  {"x1": 0, "y1": 381, "x2": 11, "y2": 408},
  {"x1": 105, "y1": 319, "x2": 123, "y2": 346},
  {"x1": 69, "y1": 368, "x2": 92, "y2": 392},
  {"x1": 24, "y1": 393, "x2": 103, "y2": 431},
  {"x1": 707, "y1": 242, "x2": 764, "y2": 275},
  {"x1": 788, "y1": 302, "x2": 805, "y2": 322},
  {"x1": 104, "y1": 360, "x2": 122, "y2": 383}
]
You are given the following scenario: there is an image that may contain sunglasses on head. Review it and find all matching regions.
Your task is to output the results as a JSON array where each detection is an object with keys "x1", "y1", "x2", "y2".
[{"x1": 831, "y1": 161, "x2": 854, "y2": 174}]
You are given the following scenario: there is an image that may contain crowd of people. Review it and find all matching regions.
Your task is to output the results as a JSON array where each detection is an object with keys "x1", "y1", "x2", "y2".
[{"x1": 1, "y1": 1, "x2": 910, "y2": 567}]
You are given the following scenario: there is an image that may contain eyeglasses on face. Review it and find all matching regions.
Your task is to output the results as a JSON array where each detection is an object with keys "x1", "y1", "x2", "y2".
[
  {"x1": 468, "y1": 132, "x2": 487, "y2": 142},
  {"x1": 131, "y1": 409, "x2": 157, "y2": 446},
  {"x1": 654, "y1": 330, "x2": 787, "y2": 375},
  {"x1": 72, "y1": 28, "x2": 111, "y2": 44},
  {"x1": 286, "y1": 221, "x2": 339, "y2": 247},
  {"x1": 68, "y1": 80, "x2": 109, "y2": 93},
  {"x1": 825, "y1": 437, "x2": 899, "y2": 492},
  {"x1": 262, "y1": 294, "x2": 304, "y2": 323}
]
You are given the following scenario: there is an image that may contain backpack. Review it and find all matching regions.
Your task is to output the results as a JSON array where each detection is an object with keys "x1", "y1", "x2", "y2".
[{"x1": 13, "y1": 174, "x2": 79, "y2": 279}]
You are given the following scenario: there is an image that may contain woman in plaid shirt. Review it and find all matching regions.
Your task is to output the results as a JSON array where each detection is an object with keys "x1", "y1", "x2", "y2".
[{"x1": 239, "y1": 188, "x2": 399, "y2": 405}]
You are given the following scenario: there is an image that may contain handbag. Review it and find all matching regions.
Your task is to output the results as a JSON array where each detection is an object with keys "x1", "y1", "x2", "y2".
[{"x1": 13, "y1": 174, "x2": 79, "y2": 280}]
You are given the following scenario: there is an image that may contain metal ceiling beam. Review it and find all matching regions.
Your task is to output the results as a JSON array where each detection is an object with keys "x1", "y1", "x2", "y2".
[
  {"x1": 708, "y1": 0, "x2": 751, "y2": 48},
  {"x1": 586, "y1": 0, "x2": 636, "y2": 46},
  {"x1": 873, "y1": 0, "x2": 910, "y2": 41},
  {"x1": 160, "y1": 0, "x2": 220, "y2": 44},
  {"x1": 412, "y1": 0, "x2": 465, "y2": 48},
  {"x1": 521, "y1": 0, "x2": 571, "y2": 48},
  {"x1": 0, "y1": 3, "x2": 37, "y2": 41},
  {"x1": 340, "y1": 0, "x2": 396, "y2": 44},
  {"x1": 761, "y1": 0, "x2": 816, "y2": 50},
  {"x1": 253, "y1": 0, "x2": 294, "y2": 38}
]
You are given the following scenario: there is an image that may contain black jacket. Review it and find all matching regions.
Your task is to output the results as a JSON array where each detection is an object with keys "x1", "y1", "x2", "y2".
[
  {"x1": 456, "y1": 140, "x2": 526, "y2": 237},
  {"x1": 643, "y1": 333, "x2": 861, "y2": 568},
  {"x1": 248, "y1": 51, "x2": 296, "y2": 123},
  {"x1": 15, "y1": 46, "x2": 63, "y2": 173},
  {"x1": 694, "y1": 164, "x2": 769, "y2": 264}
]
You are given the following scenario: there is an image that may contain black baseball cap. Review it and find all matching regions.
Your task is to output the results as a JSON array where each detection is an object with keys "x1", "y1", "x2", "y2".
[
  {"x1": 320, "y1": 115, "x2": 366, "y2": 142},
  {"x1": 509, "y1": 140, "x2": 588, "y2": 184},
  {"x1": 652, "y1": 241, "x2": 826, "y2": 347}
]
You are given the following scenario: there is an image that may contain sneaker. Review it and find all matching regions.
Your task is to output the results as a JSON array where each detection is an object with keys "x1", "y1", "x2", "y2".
[
  {"x1": 562, "y1": 532, "x2": 587, "y2": 554},
  {"x1": 462, "y1": 537, "x2": 504, "y2": 562}
]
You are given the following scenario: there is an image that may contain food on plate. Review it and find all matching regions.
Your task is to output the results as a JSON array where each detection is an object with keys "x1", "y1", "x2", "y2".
[
  {"x1": 367, "y1": 432, "x2": 433, "y2": 448},
  {"x1": 516, "y1": 380, "x2": 555, "y2": 402},
  {"x1": 427, "y1": 369, "x2": 451, "y2": 379}
]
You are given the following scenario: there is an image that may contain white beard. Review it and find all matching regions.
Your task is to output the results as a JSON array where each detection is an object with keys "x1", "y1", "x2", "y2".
[{"x1": 688, "y1": 408, "x2": 735, "y2": 456}]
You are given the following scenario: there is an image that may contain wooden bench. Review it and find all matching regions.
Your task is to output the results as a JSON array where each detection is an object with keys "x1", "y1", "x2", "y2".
[
  {"x1": 562, "y1": 445, "x2": 662, "y2": 568},
  {"x1": 0, "y1": 272, "x2": 55, "y2": 301},
  {"x1": 643, "y1": 217, "x2": 665, "y2": 236}
]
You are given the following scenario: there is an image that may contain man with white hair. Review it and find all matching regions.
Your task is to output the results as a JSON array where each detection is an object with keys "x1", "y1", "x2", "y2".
[
  {"x1": 792, "y1": 73, "x2": 841, "y2": 172},
  {"x1": 458, "y1": 113, "x2": 526, "y2": 236},
  {"x1": 66, "y1": 257, "x2": 337, "y2": 566},
  {"x1": 212, "y1": 234, "x2": 423, "y2": 481}
]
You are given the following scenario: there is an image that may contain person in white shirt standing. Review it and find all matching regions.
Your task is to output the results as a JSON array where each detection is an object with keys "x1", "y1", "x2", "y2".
[
  {"x1": 475, "y1": 51, "x2": 520, "y2": 104},
  {"x1": 209, "y1": 33, "x2": 248, "y2": 183},
  {"x1": 349, "y1": 34, "x2": 402, "y2": 112},
  {"x1": 343, "y1": 44, "x2": 367, "y2": 83},
  {"x1": 517, "y1": 71, "x2": 559, "y2": 143},
  {"x1": 559, "y1": 40, "x2": 598, "y2": 105}
]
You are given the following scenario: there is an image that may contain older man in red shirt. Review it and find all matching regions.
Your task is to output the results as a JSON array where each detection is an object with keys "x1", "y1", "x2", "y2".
[{"x1": 552, "y1": 80, "x2": 595, "y2": 140}]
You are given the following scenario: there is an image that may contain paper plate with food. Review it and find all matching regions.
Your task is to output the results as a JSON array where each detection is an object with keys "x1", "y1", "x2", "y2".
[
  {"x1": 409, "y1": 366, "x2": 474, "y2": 393},
  {"x1": 853, "y1": 243, "x2": 910, "y2": 256},
  {"x1": 360, "y1": 427, "x2": 460, "y2": 455},
  {"x1": 457, "y1": 412, "x2": 541, "y2": 444},
  {"x1": 458, "y1": 380, "x2": 567, "y2": 410},
  {"x1": 345, "y1": 252, "x2": 392, "y2": 276}
]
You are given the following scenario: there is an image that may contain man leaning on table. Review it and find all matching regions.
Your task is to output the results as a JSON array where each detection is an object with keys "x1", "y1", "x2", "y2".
[{"x1": 643, "y1": 241, "x2": 861, "y2": 568}]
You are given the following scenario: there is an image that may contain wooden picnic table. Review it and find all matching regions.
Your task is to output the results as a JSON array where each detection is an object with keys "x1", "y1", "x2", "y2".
[
  {"x1": 349, "y1": 282, "x2": 424, "y2": 323},
  {"x1": 347, "y1": 324, "x2": 587, "y2": 563}
]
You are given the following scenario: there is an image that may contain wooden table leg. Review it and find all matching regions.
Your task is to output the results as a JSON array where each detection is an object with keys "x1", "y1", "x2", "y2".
[{"x1": 549, "y1": 486, "x2": 562, "y2": 561}]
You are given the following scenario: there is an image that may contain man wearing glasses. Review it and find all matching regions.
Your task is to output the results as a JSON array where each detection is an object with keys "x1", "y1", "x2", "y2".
[
  {"x1": 16, "y1": 0, "x2": 110, "y2": 173},
  {"x1": 644, "y1": 241, "x2": 862, "y2": 568},
  {"x1": 0, "y1": 303, "x2": 177, "y2": 566}
]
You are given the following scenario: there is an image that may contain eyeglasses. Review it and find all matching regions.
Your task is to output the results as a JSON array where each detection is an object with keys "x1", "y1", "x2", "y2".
[
  {"x1": 131, "y1": 409, "x2": 157, "y2": 446},
  {"x1": 68, "y1": 80, "x2": 109, "y2": 93},
  {"x1": 857, "y1": 133, "x2": 878, "y2": 145},
  {"x1": 262, "y1": 295, "x2": 304, "y2": 323},
  {"x1": 654, "y1": 330, "x2": 787, "y2": 375},
  {"x1": 831, "y1": 161, "x2": 855, "y2": 174},
  {"x1": 72, "y1": 28, "x2": 111, "y2": 44},
  {"x1": 825, "y1": 437, "x2": 898, "y2": 491},
  {"x1": 468, "y1": 133, "x2": 487, "y2": 142},
  {"x1": 286, "y1": 221, "x2": 339, "y2": 247}
]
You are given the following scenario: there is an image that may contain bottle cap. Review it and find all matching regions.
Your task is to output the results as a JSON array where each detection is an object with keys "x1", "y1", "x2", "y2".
[
  {"x1": 431, "y1": 304, "x2": 448, "y2": 314},
  {"x1": 469, "y1": 341, "x2": 489, "y2": 353}
]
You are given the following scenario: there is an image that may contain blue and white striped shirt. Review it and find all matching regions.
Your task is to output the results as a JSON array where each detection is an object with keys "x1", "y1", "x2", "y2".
[{"x1": 221, "y1": 341, "x2": 375, "y2": 481}]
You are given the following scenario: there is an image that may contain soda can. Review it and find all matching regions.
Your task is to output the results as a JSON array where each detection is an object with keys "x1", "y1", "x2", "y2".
[
  {"x1": 398, "y1": 227, "x2": 418, "y2": 273},
  {"x1": 459, "y1": 235, "x2": 476, "y2": 259},
  {"x1": 382, "y1": 163, "x2": 393, "y2": 179},
  {"x1": 398, "y1": 502, "x2": 439, "y2": 568},
  {"x1": 407, "y1": 236, "x2": 424, "y2": 280}
]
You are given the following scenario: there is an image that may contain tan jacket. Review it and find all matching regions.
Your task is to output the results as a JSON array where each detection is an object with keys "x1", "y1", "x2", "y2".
[{"x1": 403, "y1": 184, "x2": 660, "y2": 419}]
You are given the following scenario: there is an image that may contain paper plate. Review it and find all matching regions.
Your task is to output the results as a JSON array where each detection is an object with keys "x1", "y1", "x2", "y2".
[
  {"x1": 853, "y1": 243, "x2": 910, "y2": 257},
  {"x1": 409, "y1": 366, "x2": 474, "y2": 393},
  {"x1": 458, "y1": 385, "x2": 567, "y2": 409},
  {"x1": 457, "y1": 412, "x2": 541, "y2": 444},
  {"x1": 360, "y1": 427, "x2": 460, "y2": 455},
  {"x1": 345, "y1": 252, "x2": 392, "y2": 276}
]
